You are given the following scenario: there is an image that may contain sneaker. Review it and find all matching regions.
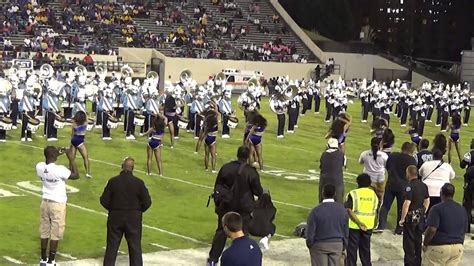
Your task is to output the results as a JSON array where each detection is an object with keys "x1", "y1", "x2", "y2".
[
  {"x1": 46, "y1": 260, "x2": 56, "y2": 266},
  {"x1": 47, "y1": 138, "x2": 57, "y2": 142},
  {"x1": 95, "y1": 125, "x2": 102, "y2": 129},
  {"x1": 287, "y1": 130, "x2": 294, "y2": 133},
  {"x1": 324, "y1": 120, "x2": 331, "y2": 123},
  {"x1": 277, "y1": 135, "x2": 284, "y2": 139},
  {"x1": 401, "y1": 124, "x2": 406, "y2": 127},
  {"x1": 186, "y1": 130, "x2": 192, "y2": 133},
  {"x1": 441, "y1": 129, "x2": 447, "y2": 132},
  {"x1": 39, "y1": 259, "x2": 47, "y2": 266},
  {"x1": 139, "y1": 133, "x2": 144, "y2": 137},
  {"x1": 315, "y1": 112, "x2": 320, "y2": 114},
  {"x1": 86, "y1": 174, "x2": 93, "y2": 179},
  {"x1": 170, "y1": 145, "x2": 174, "y2": 149},
  {"x1": 21, "y1": 137, "x2": 26, "y2": 142},
  {"x1": 102, "y1": 137, "x2": 112, "y2": 141},
  {"x1": 222, "y1": 134, "x2": 230, "y2": 139},
  {"x1": 194, "y1": 151, "x2": 198, "y2": 154},
  {"x1": 12, "y1": 125, "x2": 17, "y2": 130},
  {"x1": 294, "y1": 125, "x2": 298, "y2": 128},
  {"x1": 0, "y1": 139, "x2": 6, "y2": 142},
  {"x1": 427, "y1": 120, "x2": 432, "y2": 122},
  {"x1": 174, "y1": 136, "x2": 180, "y2": 140},
  {"x1": 373, "y1": 228, "x2": 384, "y2": 234},
  {"x1": 464, "y1": 123, "x2": 468, "y2": 126},
  {"x1": 194, "y1": 136, "x2": 199, "y2": 140},
  {"x1": 126, "y1": 135, "x2": 136, "y2": 140},
  {"x1": 259, "y1": 236, "x2": 269, "y2": 250},
  {"x1": 361, "y1": 120, "x2": 367, "y2": 123},
  {"x1": 27, "y1": 138, "x2": 33, "y2": 142},
  {"x1": 435, "y1": 124, "x2": 440, "y2": 127},
  {"x1": 211, "y1": 170, "x2": 217, "y2": 174},
  {"x1": 300, "y1": 114, "x2": 305, "y2": 116}
]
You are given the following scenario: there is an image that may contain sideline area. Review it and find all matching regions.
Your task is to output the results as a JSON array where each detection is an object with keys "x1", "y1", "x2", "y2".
[{"x1": 61, "y1": 233, "x2": 474, "y2": 266}]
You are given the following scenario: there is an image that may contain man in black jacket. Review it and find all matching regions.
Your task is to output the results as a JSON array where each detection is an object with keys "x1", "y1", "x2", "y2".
[
  {"x1": 100, "y1": 157, "x2": 152, "y2": 266},
  {"x1": 375, "y1": 142, "x2": 417, "y2": 234},
  {"x1": 207, "y1": 146, "x2": 264, "y2": 265}
]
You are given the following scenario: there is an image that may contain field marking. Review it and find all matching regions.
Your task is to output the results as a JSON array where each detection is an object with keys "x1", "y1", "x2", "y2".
[
  {"x1": 275, "y1": 233, "x2": 290, "y2": 238},
  {"x1": 150, "y1": 243, "x2": 171, "y2": 250},
  {"x1": 57, "y1": 252, "x2": 77, "y2": 260},
  {"x1": 0, "y1": 183, "x2": 207, "y2": 245},
  {"x1": 2, "y1": 256, "x2": 24, "y2": 264},
  {"x1": 11, "y1": 141, "x2": 313, "y2": 210}
]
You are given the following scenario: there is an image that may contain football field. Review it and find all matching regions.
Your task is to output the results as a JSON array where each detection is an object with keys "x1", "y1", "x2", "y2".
[{"x1": 0, "y1": 98, "x2": 472, "y2": 264}]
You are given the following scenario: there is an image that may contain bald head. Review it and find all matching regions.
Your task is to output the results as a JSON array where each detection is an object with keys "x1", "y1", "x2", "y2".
[{"x1": 122, "y1": 157, "x2": 135, "y2": 172}]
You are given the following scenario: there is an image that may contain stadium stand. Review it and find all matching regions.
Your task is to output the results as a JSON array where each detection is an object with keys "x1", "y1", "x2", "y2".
[{"x1": 0, "y1": 0, "x2": 318, "y2": 63}]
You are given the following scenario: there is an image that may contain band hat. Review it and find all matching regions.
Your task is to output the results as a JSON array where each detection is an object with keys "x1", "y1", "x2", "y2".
[{"x1": 327, "y1": 138, "x2": 339, "y2": 149}]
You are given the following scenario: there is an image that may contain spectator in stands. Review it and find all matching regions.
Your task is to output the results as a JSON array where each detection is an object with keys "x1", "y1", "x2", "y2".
[{"x1": 82, "y1": 53, "x2": 94, "y2": 66}]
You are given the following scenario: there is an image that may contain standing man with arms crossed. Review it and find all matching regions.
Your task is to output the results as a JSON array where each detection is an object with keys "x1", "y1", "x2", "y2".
[
  {"x1": 36, "y1": 146, "x2": 79, "y2": 266},
  {"x1": 207, "y1": 146, "x2": 264, "y2": 265},
  {"x1": 306, "y1": 184, "x2": 349, "y2": 266},
  {"x1": 100, "y1": 157, "x2": 152, "y2": 266},
  {"x1": 423, "y1": 183, "x2": 468, "y2": 265},
  {"x1": 399, "y1": 165, "x2": 429, "y2": 266}
]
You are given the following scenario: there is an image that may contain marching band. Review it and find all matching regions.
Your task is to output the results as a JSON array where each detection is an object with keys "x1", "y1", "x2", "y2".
[{"x1": 0, "y1": 63, "x2": 472, "y2": 171}]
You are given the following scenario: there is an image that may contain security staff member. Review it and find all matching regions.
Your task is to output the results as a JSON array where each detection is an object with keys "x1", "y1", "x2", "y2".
[
  {"x1": 100, "y1": 157, "x2": 152, "y2": 266},
  {"x1": 208, "y1": 146, "x2": 263, "y2": 265},
  {"x1": 399, "y1": 165, "x2": 429, "y2": 266},
  {"x1": 345, "y1": 173, "x2": 378, "y2": 266}
]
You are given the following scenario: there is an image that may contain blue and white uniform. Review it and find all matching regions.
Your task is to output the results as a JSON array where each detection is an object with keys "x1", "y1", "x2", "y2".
[
  {"x1": 250, "y1": 126, "x2": 265, "y2": 145},
  {"x1": 71, "y1": 124, "x2": 87, "y2": 147},
  {"x1": 0, "y1": 93, "x2": 11, "y2": 140},
  {"x1": 148, "y1": 128, "x2": 165, "y2": 149},
  {"x1": 409, "y1": 127, "x2": 421, "y2": 145}
]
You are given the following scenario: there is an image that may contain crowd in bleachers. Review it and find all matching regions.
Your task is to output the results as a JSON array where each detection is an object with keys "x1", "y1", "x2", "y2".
[{"x1": 1, "y1": 0, "x2": 315, "y2": 63}]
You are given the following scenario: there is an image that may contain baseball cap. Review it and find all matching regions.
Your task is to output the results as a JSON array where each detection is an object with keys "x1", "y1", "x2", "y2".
[{"x1": 327, "y1": 138, "x2": 339, "y2": 149}]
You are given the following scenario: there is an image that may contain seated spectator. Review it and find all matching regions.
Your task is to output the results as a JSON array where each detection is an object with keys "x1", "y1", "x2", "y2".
[{"x1": 83, "y1": 53, "x2": 94, "y2": 65}]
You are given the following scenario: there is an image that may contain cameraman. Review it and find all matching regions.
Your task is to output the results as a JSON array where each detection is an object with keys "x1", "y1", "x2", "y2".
[
  {"x1": 399, "y1": 165, "x2": 429, "y2": 266},
  {"x1": 207, "y1": 146, "x2": 263, "y2": 266}
]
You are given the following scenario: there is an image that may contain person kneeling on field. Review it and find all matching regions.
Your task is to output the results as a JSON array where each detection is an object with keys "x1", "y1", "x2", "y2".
[{"x1": 248, "y1": 190, "x2": 277, "y2": 250}]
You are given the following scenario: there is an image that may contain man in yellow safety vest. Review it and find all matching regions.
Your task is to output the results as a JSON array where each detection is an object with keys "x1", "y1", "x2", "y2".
[{"x1": 345, "y1": 173, "x2": 379, "y2": 266}]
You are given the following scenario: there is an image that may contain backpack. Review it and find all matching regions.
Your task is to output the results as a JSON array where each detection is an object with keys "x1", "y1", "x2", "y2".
[{"x1": 207, "y1": 163, "x2": 246, "y2": 212}]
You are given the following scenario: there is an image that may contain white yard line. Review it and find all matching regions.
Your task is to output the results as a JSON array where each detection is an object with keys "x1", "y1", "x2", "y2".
[
  {"x1": 274, "y1": 233, "x2": 290, "y2": 238},
  {"x1": 57, "y1": 252, "x2": 78, "y2": 260},
  {"x1": 2, "y1": 256, "x2": 24, "y2": 264},
  {"x1": 11, "y1": 142, "x2": 314, "y2": 210},
  {"x1": 0, "y1": 183, "x2": 207, "y2": 245},
  {"x1": 150, "y1": 243, "x2": 171, "y2": 250}
]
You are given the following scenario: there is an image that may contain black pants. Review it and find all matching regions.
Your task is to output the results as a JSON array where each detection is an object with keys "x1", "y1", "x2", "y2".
[
  {"x1": 325, "y1": 100, "x2": 332, "y2": 121},
  {"x1": 125, "y1": 110, "x2": 136, "y2": 136},
  {"x1": 301, "y1": 97, "x2": 309, "y2": 114},
  {"x1": 10, "y1": 101, "x2": 19, "y2": 125},
  {"x1": 187, "y1": 111, "x2": 196, "y2": 131},
  {"x1": 427, "y1": 106, "x2": 434, "y2": 121},
  {"x1": 173, "y1": 115, "x2": 179, "y2": 137},
  {"x1": 63, "y1": 106, "x2": 73, "y2": 120},
  {"x1": 288, "y1": 107, "x2": 297, "y2": 131},
  {"x1": 104, "y1": 211, "x2": 143, "y2": 266},
  {"x1": 314, "y1": 95, "x2": 320, "y2": 113},
  {"x1": 377, "y1": 187, "x2": 404, "y2": 232},
  {"x1": 435, "y1": 105, "x2": 442, "y2": 125},
  {"x1": 464, "y1": 107, "x2": 470, "y2": 125},
  {"x1": 400, "y1": 103, "x2": 409, "y2": 125},
  {"x1": 402, "y1": 221, "x2": 423, "y2": 266},
  {"x1": 96, "y1": 110, "x2": 103, "y2": 126},
  {"x1": 194, "y1": 113, "x2": 203, "y2": 137},
  {"x1": 21, "y1": 111, "x2": 34, "y2": 138},
  {"x1": 116, "y1": 107, "x2": 124, "y2": 121},
  {"x1": 208, "y1": 212, "x2": 251, "y2": 263},
  {"x1": 418, "y1": 116, "x2": 426, "y2": 137},
  {"x1": 361, "y1": 101, "x2": 370, "y2": 121},
  {"x1": 102, "y1": 112, "x2": 111, "y2": 138},
  {"x1": 222, "y1": 114, "x2": 230, "y2": 135},
  {"x1": 142, "y1": 112, "x2": 151, "y2": 134},
  {"x1": 277, "y1": 113, "x2": 285, "y2": 136},
  {"x1": 308, "y1": 94, "x2": 313, "y2": 110},
  {"x1": 294, "y1": 101, "x2": 300, "y2": 125},
  {"x1": 46, "y1": 111, "x2": 58, "y2": 139},
  {"x1": 346, "y1": 229, "x2": 372, "y2": 266},
  {"x1": 440, "y1": 110, "x2": 449, "y2": 131}
]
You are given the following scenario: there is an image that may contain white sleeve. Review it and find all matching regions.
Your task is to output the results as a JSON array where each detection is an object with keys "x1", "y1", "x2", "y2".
[
  {"x1": 58, "y1": 165, "x2": 71, "y2": 180},
  {"x1": 359, "y1": 151, "x2": 365, "y2": 164},
  {"x1": 36, "y1": 163, "x2": 44, "y2": 180},
  {"x1": 464, "y1": 152, "x2": 471, "y2": 163},
  {"x1": 419, "y1": 164, "x2": 426, "y2": 178}
]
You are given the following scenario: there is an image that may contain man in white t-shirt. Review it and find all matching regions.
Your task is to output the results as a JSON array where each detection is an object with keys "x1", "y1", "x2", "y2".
[
  {"x1": 420, "y1": 149, "x2": 455, "y2": 213},
  {"x1": 36, "y1": 146, "x2": 79, "y2": 266}
]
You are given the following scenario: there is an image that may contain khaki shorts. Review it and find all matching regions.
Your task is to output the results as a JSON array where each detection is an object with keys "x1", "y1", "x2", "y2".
[
  {"x1": 422, "y1": 244, "x2": 464, "y2": 266},
  {"x1": 39, "y1": 200, "x2": 67, "y2": 240}
]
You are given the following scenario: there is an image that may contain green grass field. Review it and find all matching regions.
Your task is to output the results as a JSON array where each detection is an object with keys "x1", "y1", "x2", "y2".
[{"x1": 0, "y1": 97, "x2": 472, "y2": 264}]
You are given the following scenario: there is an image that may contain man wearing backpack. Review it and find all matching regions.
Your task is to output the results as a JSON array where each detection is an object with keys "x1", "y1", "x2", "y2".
[{"x1": 207, "y1": 145, "x2": 264, "y2": 266}]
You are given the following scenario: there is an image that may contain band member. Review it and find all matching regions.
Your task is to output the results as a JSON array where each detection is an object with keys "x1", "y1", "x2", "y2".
[
  {"x1": 246, "y1": 113, "x2": 267, "y2": 170},
  {"x1": 70, "y1": 111, "x2": 92, "y2": 178},
  {"x1": 408, "y1": 117, "x2": 422, "y2": 149},
  {"x1": 287, "y1": 95, "x2": 299, "y2": 133},
  {"x1": 71, "y1": 76, "x2": 87, "y2": 115},
  {"x1": 100, "y1": 88, "x2": 115, "y2": 140},
  {"x1": 44, "y1": 84, "x2": 61, "y2": 141},
  {"x1": 275, "y1": 100, "x2": 286, "y2": 139},
  {"x1": 462, "y1": 84, "x2": 470, "y2": 126},
  {"x1": 196, "y1": 105, "x2": 219, "y2": 173},
  {"x1": 0, "y1": 88, "x2": 11, "y2": 141},
  {"x1": 185, "y1": 90, "x2": 195, "y2": 132},
  {"x1": 124, "y1": 84, "x2": 143, "y2": 140},
  {"x1": 144, "y1": 91, "x2": 161, "y2": 136},
  {"x1": 19, "y1": 86, "x2": 37, "y2": 142},
  {"x1": 142, "y1": 113, "x2": 167, "y2": 176},
  {"x1": 218, "y1": 87, "x2": 233, "y2": 138},
  {"x1": 313, "y1": 80, "x2": 321, "y2": 114},
  {"x1": 447, "y1": 114, "x2": 462, "y2": 164},
  {"x1": 163, "y1": 93, "x2": 177, "y2": 147},
  {"x1": 325, "y1": 113, "x2": 352, "y2": 154},
  {"x1": 192, "y1": 91, "x2": 205, "y2": 139},
  {"x1": 9, "y1": 76, "x2": 22, "y2": 129}
]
